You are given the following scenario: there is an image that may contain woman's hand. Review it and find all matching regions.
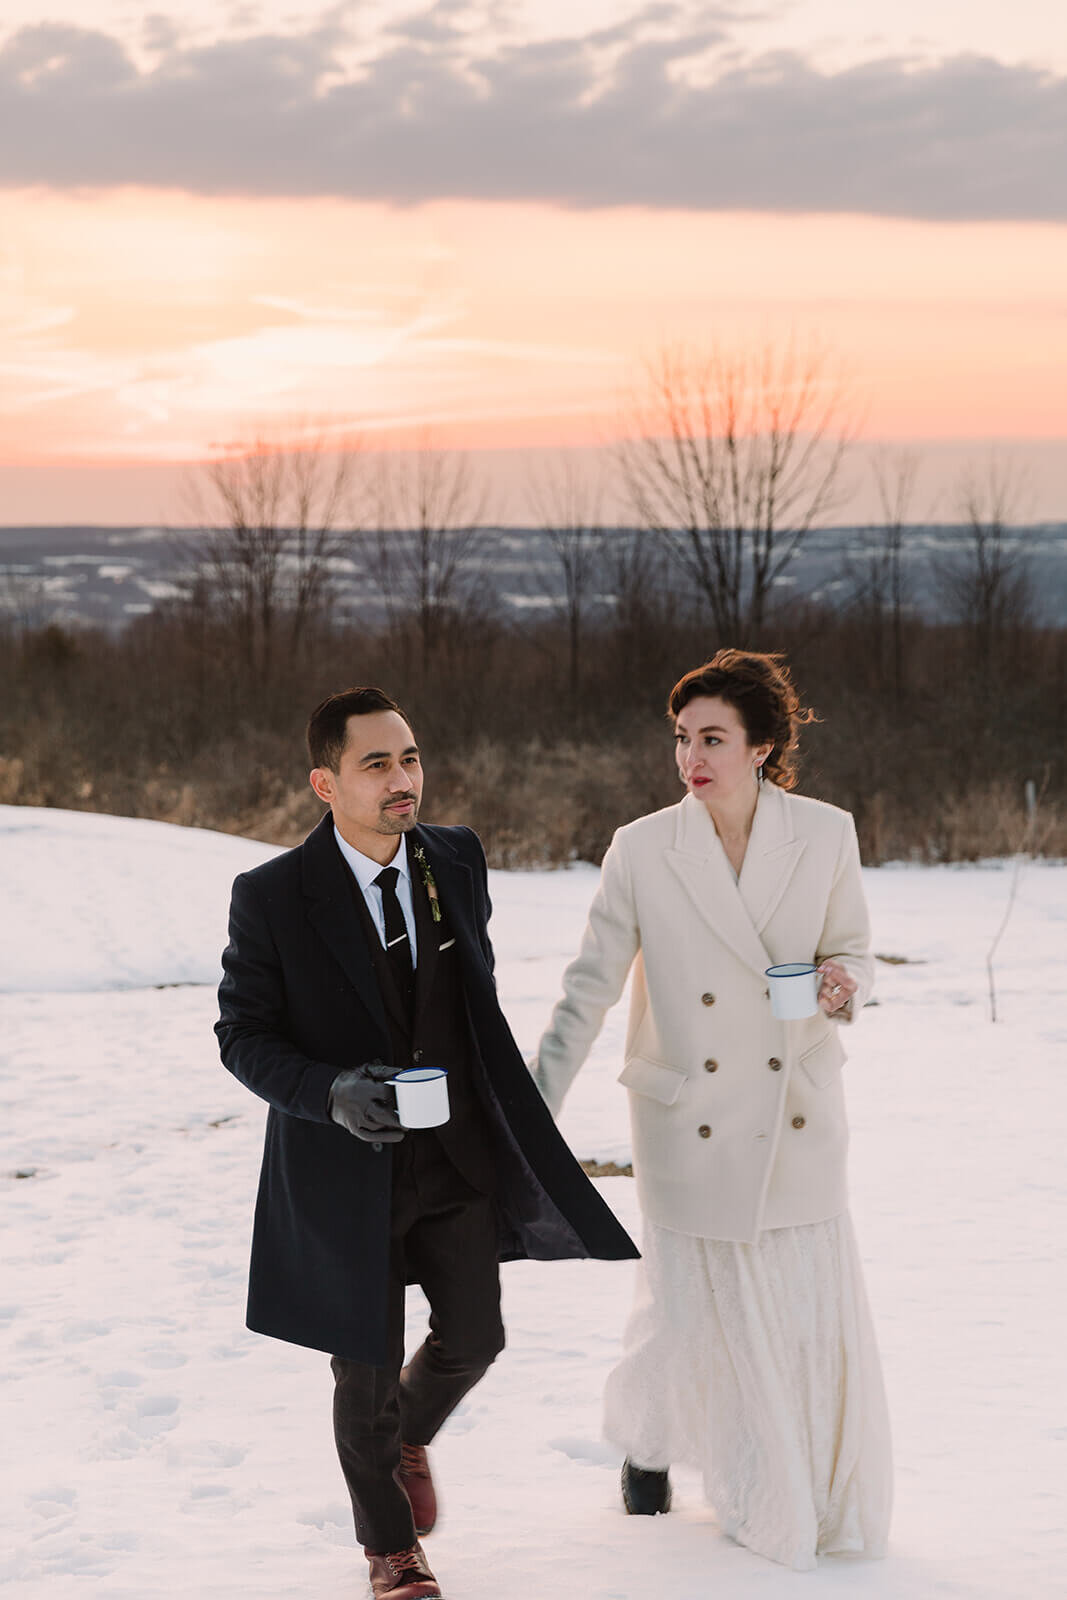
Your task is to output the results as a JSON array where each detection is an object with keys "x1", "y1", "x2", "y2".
[{"x1": 817, "y1": 959, "x2": 856, "y2": 1017}]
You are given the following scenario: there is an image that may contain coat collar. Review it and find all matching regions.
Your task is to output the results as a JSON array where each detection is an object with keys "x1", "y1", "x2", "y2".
[
  {"x1": 300, "y1": 814, "x2": 478, "y2": 1033},
  {"x1": 665, "y1": 786, "x2": 807, "y2": 980}
]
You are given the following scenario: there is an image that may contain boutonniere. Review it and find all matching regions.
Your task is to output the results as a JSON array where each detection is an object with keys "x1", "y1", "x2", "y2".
[{"x1": 412, "y1": 842, "x2": 442, "y2": 923}]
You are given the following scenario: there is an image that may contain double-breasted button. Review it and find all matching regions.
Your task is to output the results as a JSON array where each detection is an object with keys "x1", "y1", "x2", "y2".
[
  {"x1": 698, "y1": 1124, "x2": 712, "y2": 1138},
  {"x1": 792, "y1": 1115, "x2": 806, "y2": 1129},
  {"x1": 768, "y1": 1057, "x2": 782, "y2": 1072},
  {"x1": 701, "y1": 992, "x2": 716, "y2": 1007},
  {"x1": 704, "y1": 1058, "x2": 718, "y2": 1073}
]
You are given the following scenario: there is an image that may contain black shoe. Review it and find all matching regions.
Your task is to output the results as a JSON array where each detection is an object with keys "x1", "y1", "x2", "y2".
[{"x1": 621, "y1": 1458, "x2": 672, "y2": 1515}]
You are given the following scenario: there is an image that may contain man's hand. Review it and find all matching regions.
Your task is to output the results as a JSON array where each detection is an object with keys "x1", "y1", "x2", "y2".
[{"x1": 328, "y1": 1063, "x2": 405, "y2": 1143}]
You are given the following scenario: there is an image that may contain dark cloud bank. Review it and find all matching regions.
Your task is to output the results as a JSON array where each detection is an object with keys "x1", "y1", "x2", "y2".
[{"x1": 1, "y1": 6, "x2": 1064, "y2": 221}]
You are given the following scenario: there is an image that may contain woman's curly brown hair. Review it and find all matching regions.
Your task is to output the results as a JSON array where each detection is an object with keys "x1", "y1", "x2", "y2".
[{"x1": 667, "y1": 650, "x2": 818, "y2": 791}]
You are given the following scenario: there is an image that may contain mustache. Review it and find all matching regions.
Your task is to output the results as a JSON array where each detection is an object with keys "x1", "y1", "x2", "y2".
[{"x1": 381, "y1": 793, "x2": 418, "y2": 809}]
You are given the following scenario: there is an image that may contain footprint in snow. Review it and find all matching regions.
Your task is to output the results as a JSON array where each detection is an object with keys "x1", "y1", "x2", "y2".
[
  {"x1": 180, "y1": 1483, "x2": 254, "y2": 1518},
  {"x1": 97, "y1": 1371, "x2": 143, "y2": 1411},
  {"x1": 142, "y1": 1346, "x2": 188, "y2": 1369},
  {"x1": 547, "y1": 1435, "x2": 619, "y2": 1467},
  {"x1": 133, "y1": 1394, "x2": 180, "y2": 1437},
  {"x1": 183, "y1": 1440, "x2": 246, "y2": 1469},
  {"x1": 59, "y1": 1319, "x2": 110, "y2": 1343},
  {"x1": 295, "y1": 1504, "x2": 355, "y2": 1546},
  {"x1": 26, "y1": 1485, "x2": 77, "y2": 1519},
  {"x1": 97, "y1": 1369, "x2": 142, "y2": 1387}
]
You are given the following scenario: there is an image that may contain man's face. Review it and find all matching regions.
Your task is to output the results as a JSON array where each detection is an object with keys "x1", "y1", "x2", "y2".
[{"x1": 310, "y1": 711, "x2": 424, "y2": 856}]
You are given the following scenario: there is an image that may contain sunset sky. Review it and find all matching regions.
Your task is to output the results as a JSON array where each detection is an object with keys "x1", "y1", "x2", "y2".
[{"x1": 1, "y1": 0, "x2": 1065, "y2": 524}]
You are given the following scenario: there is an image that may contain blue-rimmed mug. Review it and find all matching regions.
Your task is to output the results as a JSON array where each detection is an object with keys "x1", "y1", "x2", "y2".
[
  {"x1": 765, "y1": 963, "x2": 819, "y2": 1020},
  {"x1": 389, "y1": 1066, "x2": 450, "y2": 1128}
]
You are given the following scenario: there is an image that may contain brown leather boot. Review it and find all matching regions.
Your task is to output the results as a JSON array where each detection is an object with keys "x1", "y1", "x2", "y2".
[
  {"x1": 366, "y1": 1541, "x2": 441, "y2": 1600},
  {"x1": 398, "y1": 1442, "x2": 438, "y2": 1536}
]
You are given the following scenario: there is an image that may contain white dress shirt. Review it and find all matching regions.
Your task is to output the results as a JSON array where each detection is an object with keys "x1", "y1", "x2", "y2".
[{"x1": 333, "y1": 827, "x2": 419, "y2": 966}]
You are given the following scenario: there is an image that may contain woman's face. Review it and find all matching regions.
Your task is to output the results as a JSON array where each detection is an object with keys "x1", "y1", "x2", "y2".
[{"x1": 674, "y1": 695, "x2": 772, "y2": 807}]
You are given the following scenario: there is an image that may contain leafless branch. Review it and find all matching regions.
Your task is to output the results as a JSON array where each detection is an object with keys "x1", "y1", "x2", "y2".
[
  {"x1": 180, "y1": 423, "x2": 367, "y2": 677},
  {"x1": 369, "y1": 432, "x2": 491, "y2": 678},
  {"x1": 618, "y1": 337, "x2": 855, "y2": 642}
]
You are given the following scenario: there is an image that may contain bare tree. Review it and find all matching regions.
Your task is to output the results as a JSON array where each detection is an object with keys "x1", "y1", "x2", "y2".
[
  {"x1": 934, "y1": 455, "x2": 1033, "y2": 674},
  {"x1": 0, "y1": 570, "x2": 53, "y2": 635},
  {"x1": 612, "y1": 522, "x2": 674, "y2": 638},
  {"x1": 985, "y1": 771, "x2": 1050, "y2": 1022},
  {"x1": 619, "y1": 339, "x2": 854, "y2": 643},
  {"x1": 371, "y1": 436, "x2": 490, "y2": 680},
  {"x1": 526, "y1": 456, "x2": 604, "y2": 700},
  {"x1": 847, "y1": 449, "x2": 922, "y2": 702},
  {"x1": 183, "y1": 427, "x2": 364, "y2": 677}
]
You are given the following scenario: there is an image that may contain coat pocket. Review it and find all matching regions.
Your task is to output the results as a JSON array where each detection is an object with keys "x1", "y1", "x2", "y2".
[
  {"x1": 617, "y1": 1054, "x2": 688, "y2": 1106},
  {"x1": 798, "y1": 1030, "x2": 846, "y2": 1089}
]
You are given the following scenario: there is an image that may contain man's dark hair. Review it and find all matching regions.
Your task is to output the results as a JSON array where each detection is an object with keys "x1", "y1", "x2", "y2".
[{"x1": 306, "y1": 687, "x2": 410, "y2": 771}]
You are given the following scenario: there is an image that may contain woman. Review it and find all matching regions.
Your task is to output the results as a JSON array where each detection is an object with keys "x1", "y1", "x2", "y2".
[{"x1": 534, "y1": 650, "x2": 892, "y2": 1571}]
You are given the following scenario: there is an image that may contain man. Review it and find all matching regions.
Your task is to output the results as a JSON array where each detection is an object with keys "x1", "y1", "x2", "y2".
[{"x1": 216, "y1": 687, "x2": 637, "y2": 1600}]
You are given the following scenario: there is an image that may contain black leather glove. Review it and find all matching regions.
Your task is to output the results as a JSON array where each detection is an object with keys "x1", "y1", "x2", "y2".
[{"x1": 328, "y1": 1062, "x2": 404, "y2": 1143}]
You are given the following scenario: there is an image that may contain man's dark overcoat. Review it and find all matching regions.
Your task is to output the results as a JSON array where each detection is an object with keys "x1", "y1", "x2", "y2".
[{"x1": 216, "y1": 813, "x2": 637, "y2": 1363}]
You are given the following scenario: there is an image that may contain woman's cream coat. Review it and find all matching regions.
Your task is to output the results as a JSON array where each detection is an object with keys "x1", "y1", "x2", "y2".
[{"x1": 535, "y1": 784, "x2": 875, "y2": 1243}]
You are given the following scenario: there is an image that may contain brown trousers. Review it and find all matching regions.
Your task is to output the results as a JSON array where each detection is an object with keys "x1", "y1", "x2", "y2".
[{"x1": 331, "y1": 1133, "x2": 505, "y2": 1552}]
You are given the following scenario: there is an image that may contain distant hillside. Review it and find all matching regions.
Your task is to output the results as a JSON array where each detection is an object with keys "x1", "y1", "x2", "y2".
[{"x1": 1, "y1": 522, "x2": 1065, "y2": 630}]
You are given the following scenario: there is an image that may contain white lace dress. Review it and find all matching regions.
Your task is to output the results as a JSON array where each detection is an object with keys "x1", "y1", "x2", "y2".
[{"x1": 602, "y1": 1211, "x2": 893, "y2": 1571}]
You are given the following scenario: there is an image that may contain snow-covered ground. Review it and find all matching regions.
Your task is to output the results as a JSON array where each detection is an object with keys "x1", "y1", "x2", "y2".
[{"x1": 2, "y1": 805, "x2": 1065, "y2": 1599}]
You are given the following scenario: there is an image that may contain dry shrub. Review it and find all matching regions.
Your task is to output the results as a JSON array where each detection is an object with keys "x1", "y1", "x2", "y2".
[
  {"x1": 101, "y1": 730, "x2": 676, "y2": 861},
  {"x1": 231, "y1": 785, "x2": 322, "y2": 847},
  {"x1": 121, "y1": 731, "x2": 677, "y2": 863},
  {"x1": 851, "y1": 782, "x2": 1065, "y2": 863},
  {"x1": 2, "y1": 602, "x2": 1063, "y2": 866},
  {"x1": 122, "y1": 750, "x2": 319, "y2": 845},
  {"x1": 926, "y1": 781, "x2": 1065, "y2": 862},
  {"x1": 425, "y1": 734, "x2": 678, "y2": 868},
  {"x1": 0, "y1": 756, "x2": 24, "y2": 803}
]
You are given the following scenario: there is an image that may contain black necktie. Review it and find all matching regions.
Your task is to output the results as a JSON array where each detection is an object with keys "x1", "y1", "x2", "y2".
[{"x1": 374, "y1": 866, "x2": 414, "y2": 1012}]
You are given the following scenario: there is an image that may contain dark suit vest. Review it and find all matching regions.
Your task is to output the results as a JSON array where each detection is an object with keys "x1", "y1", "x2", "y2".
[{"x1": 343, "y1": 845, "x2": 499, "y2": 1195}]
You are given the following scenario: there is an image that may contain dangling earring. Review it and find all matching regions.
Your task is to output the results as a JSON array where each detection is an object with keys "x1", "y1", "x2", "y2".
[{"x1": 756, "y1": 763, "x2": 765, "y2": 784}]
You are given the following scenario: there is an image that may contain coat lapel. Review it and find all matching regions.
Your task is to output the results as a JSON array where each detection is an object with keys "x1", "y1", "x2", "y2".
[
  {"x1": 300, "y1": 813, "x2": 390, "y2": 1038},
  {"x1": 738, "y1": 782, "x2": 807, "y2": 935},
  {"x1": 410, "y1": 836, "x2": 441, "y2": 1028},
  {"x1": 413, "y1": 826, "x2": 479, "y2": 977},
  {"x1": 664, "y1": 788, "x2": 805, "y2": 981}
]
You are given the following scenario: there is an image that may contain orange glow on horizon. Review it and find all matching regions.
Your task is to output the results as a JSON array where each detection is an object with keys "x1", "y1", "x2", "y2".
[{"x1": 1, "y1": 188, "x2": 1065, "y2": 490}]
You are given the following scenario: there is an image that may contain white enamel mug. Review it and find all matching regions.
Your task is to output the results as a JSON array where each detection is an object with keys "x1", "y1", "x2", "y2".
[
  {"x1": 765, "y1": 962, "x2": 820, "y2": 1020},
  {"x1": 390, "y1": 1066, "x2": 451, "y2": 1129}
]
